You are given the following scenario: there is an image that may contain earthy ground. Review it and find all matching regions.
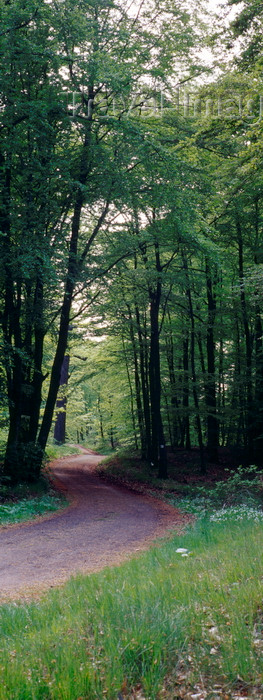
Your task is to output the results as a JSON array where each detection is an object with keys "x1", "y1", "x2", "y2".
[{"x1": 0, "y1": 449, "x2": 188, "y2": 602}]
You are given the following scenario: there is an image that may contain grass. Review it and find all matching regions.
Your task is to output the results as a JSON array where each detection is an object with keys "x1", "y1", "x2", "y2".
[
  {"x1": 45, "y1": 442, "x2": 82, "y2": 461},
  {"x1": 0, "y1": 492, "x2": 68, "y2": 526},
  {"x1": 75, "y1": 438, "x2": 117, "y2": 455},
  {"x1": 0, "y1": 441, "x2": 76, "y2": 527},
  {"x1": 0, "y1": 515, "x2": 262, "y2": 698},
  {"x1": 0, "y1": 473, "x2": 68, "y2": 528},
  {"x1": 0, "y1": 449, "x2": 262, "y2": 697}
]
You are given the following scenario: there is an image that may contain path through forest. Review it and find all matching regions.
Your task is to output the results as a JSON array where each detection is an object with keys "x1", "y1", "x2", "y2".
[{"x1": 0, "y1": 449, "x2": 188, "y2": 601}]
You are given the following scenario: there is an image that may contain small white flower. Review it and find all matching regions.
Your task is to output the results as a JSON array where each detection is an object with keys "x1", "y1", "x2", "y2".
[
  {"x1": 176, "y1": 548, "x2": 188, "y2": 554},
  {"x1": 209, "y1": 626, "x2": 221, "y2": 642}
]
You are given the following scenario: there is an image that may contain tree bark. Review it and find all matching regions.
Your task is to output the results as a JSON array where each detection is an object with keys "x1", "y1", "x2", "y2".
[
  {"x1": 54, "y1": 354, "x2": 70, "y2": 444},
  {"x1": 165, "y1": 313, "x2": 182, "y2": 448},
  {"x1": 135, "y1": 303, "x2": 151, "y2": 459},
  {"x1": 181, "y1": 332, "x2": 191, "y2": 449},
  {"x1": 122, "y1": 337, "x2": 139, "y2": 450},
  {"x1": 126, "y1": 305, "x2": 147, "y2": 456},
  {"x1": 149, "y1": 241, "x2": 167, "y2": 478},
  {"x1": 182, "y1": 250, "x2": 205, "y2": 473},
  {"x1": 205, "y1": 260, "x2": 219, "y2": 461},
  {"x1": 236, "y1": 217, "x2": 253, "y2": 458}
]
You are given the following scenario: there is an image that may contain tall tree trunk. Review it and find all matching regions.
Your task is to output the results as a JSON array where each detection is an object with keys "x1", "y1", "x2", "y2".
[
  {"x1": 135, "y1": 303, "x2": 151, "y2": 459},
  {"x1": 27, "y1": 278, "x2": 45, "y2": 443},
  {"x1": 236, "y1": 217, "x2": 253, "y2": 459},
  {"x1": 253, "y1": 198, "x2": 263, "y2": 462},
  {"x1": 108, "y1": 396, "x2": 115, "y2": 449},
  {"x1": 149, "y1": 242, "x2": 167, "y2": 478},
  {"x1": 226, "y1": 319, "x2": 245, "y2": 448},
  {"x1": 126, "y1": 306, "x2": 147, "y2": 456},
  {"x1": 1, "y1": 154, "x2": 26, "y2": 480},
  {"x1": 180, "y1": 332, "x2": 191, "y2": 449},
  {"x1": 218, "y1": 274, "x2": 225, "y2": 446},
  {"x1": 97, "y1": 394, "x2": 104, "y2": 439},
  {"x1": 254, "y1": 308, "x2": 263, "y2": 461},
  {"x1": 133, "y1": 235, "x2": 152, "y2": 458},
  {"x1": 54, "y1": 354, "x2": 70, "y2": 444},
  {"x1": 182, "y1": 250, "x2": 205, "y2": 473},
  {"x1": 122, "y1": 337, "x2": 139, "y2": 450},
  {"x1": 165, "y1": 313, "x2": 182, "y2": 448},
  {"x1": 205, "y1": 260, "x2": 219, "y2": 461}
]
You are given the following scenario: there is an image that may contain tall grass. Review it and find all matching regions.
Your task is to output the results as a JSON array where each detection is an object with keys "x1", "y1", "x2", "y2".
[
  {"x1": 0, "y1": 515, "x2": 262, "y2": 698},
  {"x1": 45, "y1": 443, "x2": 82, "y2": 461}
]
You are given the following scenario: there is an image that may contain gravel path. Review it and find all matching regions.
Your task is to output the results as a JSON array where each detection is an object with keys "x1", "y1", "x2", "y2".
[{"x1": 0, "y1": 450, "x2": 187, "y2": 601}]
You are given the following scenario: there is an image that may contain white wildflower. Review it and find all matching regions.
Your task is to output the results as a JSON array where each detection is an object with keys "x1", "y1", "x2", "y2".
[{"x1": 210, "y1": 505, "x2": 263, "y2": 523}]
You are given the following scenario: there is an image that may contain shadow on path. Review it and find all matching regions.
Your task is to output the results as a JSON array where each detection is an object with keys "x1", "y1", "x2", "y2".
[{"x1": 0, "y1": 449, "x2": 186, "y2": 601}]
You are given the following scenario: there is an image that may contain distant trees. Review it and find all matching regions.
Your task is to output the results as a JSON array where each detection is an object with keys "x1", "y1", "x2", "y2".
[
  {"x1": 1, "y1": 0, "x2": 263, "y2": 482},
  {"x1": 62, "y1": 39, "x2": 263, "y2": 474},
  {"x1": 0, "y1": 0, "x2": 199, "y2": 480}
]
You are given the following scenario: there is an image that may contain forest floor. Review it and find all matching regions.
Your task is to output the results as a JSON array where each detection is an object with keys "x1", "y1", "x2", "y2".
[
  {"x1": 0, "y1": 448, "x2": 189, "y2": 602},
  {"x1": 96, "y1": 446, "x2": 241, "y2": 499}
]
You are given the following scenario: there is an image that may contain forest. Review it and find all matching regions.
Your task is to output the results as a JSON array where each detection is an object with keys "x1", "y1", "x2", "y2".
[{"x1": 1, "y1": 0, "x2": 263, "y2": 482}]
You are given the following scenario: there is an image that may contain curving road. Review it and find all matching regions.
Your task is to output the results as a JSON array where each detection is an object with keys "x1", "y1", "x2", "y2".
[{"x1": 0, "y1": 450, "x2": 186, "y2": 601}]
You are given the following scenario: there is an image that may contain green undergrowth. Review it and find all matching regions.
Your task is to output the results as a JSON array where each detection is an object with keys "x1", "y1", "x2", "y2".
[
  {"x1": 98, "y1": 455, "x2": 263, "y2": 512},
  {"x1": 0, "y1": 443, "x2": 75, "y2": 527},
  {"x1": 77, "y1": 438, "x2": 117, "y2": 455},
  {"x1": 45, "y1": 442, "x2": 82, "y2": 461},
  {"x1": 0, "y1": 517, "x2": 262, "y2": 698},
  {"x1": 0, "y1": 492, "x2": 68, "y2": 527},
  {"x1": 97, "y1": 453, "x2": 173, "y2": 492},
  {"x1": 0, "y1": 473, "x2": 68, "y2": 526}
]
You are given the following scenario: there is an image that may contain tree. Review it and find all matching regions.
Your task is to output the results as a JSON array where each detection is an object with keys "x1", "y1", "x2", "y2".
[
  {"x1": 53, "y1": 355, "x2": 70, "y2": 445},
  {"x1": 0, "y1": 0, "x2": 199, "y2": 480},
  {"x1": 0, "y1": 0, "x2": 72, "y2": 479}
]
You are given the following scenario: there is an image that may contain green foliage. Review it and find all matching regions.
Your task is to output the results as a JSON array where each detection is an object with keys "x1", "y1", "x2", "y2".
[
  {"x1": 0, "y1": 494, "x2": 67, "y2": 527},
  {"x1": 0, "y1": 472, "x2": 67, "y2": 525},
  {"x1": 1, "y1": 0, "x2": 204, "y2": 479},
  {"x1": 62, "y1": 338, "x2": 138, "y2": 448},
  {"x1": 45, "y1": 443, "x2": 82, "y2": 461},
  {"x1": 195, "y1": 465, "x2": 263, "y2": 508},
  {"x1": 1, "y1": 0, "x2": 263, "y2": 481},
  {"x1": 100, "y1": 454, "x2": 263, "y2": 532}
]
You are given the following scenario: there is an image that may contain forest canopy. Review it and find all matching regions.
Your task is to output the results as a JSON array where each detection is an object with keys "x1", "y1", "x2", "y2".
[{"x1": 0, "y1": 0, "x2": 263, "y2": 481}]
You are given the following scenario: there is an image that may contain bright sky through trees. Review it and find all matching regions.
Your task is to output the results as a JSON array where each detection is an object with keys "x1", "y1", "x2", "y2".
[{"x1": 206, "y1": 0, "x2": 240, "y2": 18}]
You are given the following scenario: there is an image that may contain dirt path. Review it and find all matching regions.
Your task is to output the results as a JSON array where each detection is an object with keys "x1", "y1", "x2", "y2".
[{"x1": 0, "y1": 450, "x2": 188, "y2": 601}]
